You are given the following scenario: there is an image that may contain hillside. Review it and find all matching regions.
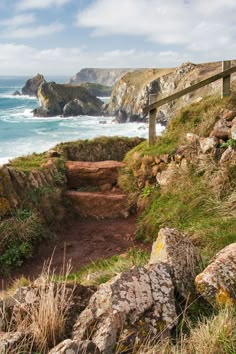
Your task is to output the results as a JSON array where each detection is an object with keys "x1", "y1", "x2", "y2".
[
  {"x1": 109, "y1": 60, "x2": 236, "y2": 124},
  {"x1": 68, "y1": 68, "x2": 143, "y2": 86}
]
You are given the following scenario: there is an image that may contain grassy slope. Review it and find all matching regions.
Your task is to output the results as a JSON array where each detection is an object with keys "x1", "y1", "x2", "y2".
[{"x1": 120, "y1": 93, "x2": 236, "y2": 263}]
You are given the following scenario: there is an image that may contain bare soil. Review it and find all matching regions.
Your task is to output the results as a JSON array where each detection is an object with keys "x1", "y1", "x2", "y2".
[{"x1": 0, "y1": 215, "x2": 150, "y2": 290}]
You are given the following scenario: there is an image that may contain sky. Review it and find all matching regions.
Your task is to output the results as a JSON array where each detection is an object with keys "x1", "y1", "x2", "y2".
[{"x1": 0, "y1": 0, "x2": 236, "y2": 76}]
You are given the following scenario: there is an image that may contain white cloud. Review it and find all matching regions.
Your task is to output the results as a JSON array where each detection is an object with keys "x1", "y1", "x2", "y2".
[
  {"x1": 1, "y1": 23, "x2": 65, "y2": 39},
  {"x1": 76, "y1": 0, "x2": 236, "y2": 60},
  {"x1": 0, "y1": 14, "x2": 36, "y2": 27},
  {"x1": 0, "y1": 44, "x2": 193, "y2": 76},
  {"x1": 17, "y1": 0, "x2": 70, "y2": 10}
]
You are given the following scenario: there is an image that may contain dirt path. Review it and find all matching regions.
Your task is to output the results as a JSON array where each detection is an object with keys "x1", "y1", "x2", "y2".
[{"x1": 1, "y1": 215, "x2": 150, "y2": 290}]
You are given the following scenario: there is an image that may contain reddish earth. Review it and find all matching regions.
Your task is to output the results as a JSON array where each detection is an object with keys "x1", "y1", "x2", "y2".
[{"x1": 0, "y1": 215, "x2": 150, "y2": 290}]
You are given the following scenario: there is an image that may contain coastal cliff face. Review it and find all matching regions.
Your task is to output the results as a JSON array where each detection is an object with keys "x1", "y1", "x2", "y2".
[
  {"x1": 68, "y1": 68, "x2": 137, "y2": 86},
  {"x1": 34, "y1": 82, "x2": 103, "y2": 117},
  {"x1": 108, "y1": 61, "x2": 236, "y2": 124}
]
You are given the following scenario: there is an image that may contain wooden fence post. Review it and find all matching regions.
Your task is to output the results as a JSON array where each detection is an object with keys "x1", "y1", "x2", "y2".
[
  {"x1": 221, "y1": 60, "x2": 231, "y2": 98},
  {"x1": 148, "y1": 94, "x2": 157, "y2": 146}
]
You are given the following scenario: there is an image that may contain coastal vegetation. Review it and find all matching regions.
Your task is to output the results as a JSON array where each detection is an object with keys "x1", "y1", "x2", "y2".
[{"x1": 0, "y1": 92, "x2": 236, "y2": 353}]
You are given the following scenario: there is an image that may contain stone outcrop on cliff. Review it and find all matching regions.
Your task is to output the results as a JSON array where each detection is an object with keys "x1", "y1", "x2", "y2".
[
  {"x1": 68, "y1": 68, "x2": 135, "y2": 86},
  {"x1": 79, "y1": 82, "x2": 112, "y2": 97},
  {"x1": 34, "y1": 82, "x2": 103, "y2": 117},
  {"x1": 108, "y1": 60, "x2": 236, "y2": 124}
]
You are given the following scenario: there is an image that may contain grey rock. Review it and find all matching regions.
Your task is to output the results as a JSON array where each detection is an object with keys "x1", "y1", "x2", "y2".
[
  {"x1": 195, "y1": 242, "x2": 236, "y2": 306},
  {"x1": 72, "y1": 228, "x2": 198, "y2": 353},
  {"x1": 12, "y1": 90, "x2": 21, "y2": 96},
  {"x1": 22, "y1": 73, "x2": 46, "y2": 97},
  {"x1": 48, "y1": 339, "x2": 100, "y2": 354}
]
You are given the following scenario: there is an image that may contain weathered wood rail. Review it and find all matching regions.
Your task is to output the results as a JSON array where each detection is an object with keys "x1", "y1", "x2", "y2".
[{"x1": 144, "y1": 61, "x2": 236, "y2": 145}]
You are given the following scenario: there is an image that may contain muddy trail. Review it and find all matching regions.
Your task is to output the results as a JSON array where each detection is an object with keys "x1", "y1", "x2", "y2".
[{"x1": 0, "y1": 215, "x2": 150, "y2": 290}]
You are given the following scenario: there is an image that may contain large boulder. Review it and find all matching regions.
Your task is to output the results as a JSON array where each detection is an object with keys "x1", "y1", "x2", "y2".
[
  {"x1": 34, "y1": 82, "x2": 103, "y2": 117},
  {"x1": 195, "y1": 243, "x2": 236, "y2": 306},
  {"x1": 72, "y1": 228, "x2": 198, "y2": 353},
  {"x1": 22, "y1": 74, "x2": 46, "y2": 97}
]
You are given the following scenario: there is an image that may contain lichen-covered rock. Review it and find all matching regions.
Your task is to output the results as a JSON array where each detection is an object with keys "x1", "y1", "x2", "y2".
[
  {"x1": 72, "y1": 228, "x2": 198, "y2": 353},
  {"x1": 199, "y1": 137, "x2": 218, "y2": 153},
  {"x1": 210, "y1": 118, "x2": 231, "y2": 140},
  {"x1": 48, "y1": 339, "x2": 100, "y2": 354},
  {"x1": 34, "y1": 82, "x2": 103, "y2": 117},
  {"x1": 149, "y1": 228, "x2": 199, "y2": 298},
  {"x1": 22, "y1": 73, "x2": 46, "y2": 97},
  {"x1": 195, "y1": 243, "x2": 236, "y2": 306},
  {"x1": 0, "y1": 331, "x2": 27, "y2": 353},
  {"x1": 220, "y1": 146, "x2": 236, "y2": 165}
]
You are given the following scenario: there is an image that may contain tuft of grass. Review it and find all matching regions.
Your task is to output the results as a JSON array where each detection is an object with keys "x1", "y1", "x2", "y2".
[
  {"x1": 4, "y1": 263, "x2": 74, "y2": 353},
  {"x1": 0, "y1": 209, "x2": 51, "y2": 274},
  {"x1": 66, "y1": 248, "x2": 150, "y2": 286},
  {"x1": 9, "y1": 152, "x2": 48, "y2": 173}
]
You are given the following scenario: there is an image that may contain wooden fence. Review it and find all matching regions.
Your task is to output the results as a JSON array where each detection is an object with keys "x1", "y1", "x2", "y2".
[{"x1": 144, "y1": 60, "x2": 236, "y2": 145}]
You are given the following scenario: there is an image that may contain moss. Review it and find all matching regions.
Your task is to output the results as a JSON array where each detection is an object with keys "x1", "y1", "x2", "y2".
[
  {"x1": 9, "y1": 152, "x2": 48, "y2": 173},
  {"x1": 56, "y1": 136, "x2": 144, "y2": 162}
]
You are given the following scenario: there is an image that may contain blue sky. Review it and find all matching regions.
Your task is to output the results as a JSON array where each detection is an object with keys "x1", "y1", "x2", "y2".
[{"x1": 0, "y1": 0, "x2": 235, "y2": 76}]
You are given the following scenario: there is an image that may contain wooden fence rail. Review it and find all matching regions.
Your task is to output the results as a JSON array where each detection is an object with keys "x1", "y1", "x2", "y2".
[{"x1": 144, "y1": 60, "x2": 236, "y2": 145}]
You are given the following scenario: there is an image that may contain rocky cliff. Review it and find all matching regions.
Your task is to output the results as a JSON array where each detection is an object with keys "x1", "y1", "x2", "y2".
[
  {"x1": 68, "y1": 68, "x2": 139, "y2": 86},
  {"x1": 79, "y1": 82, "x2": 112, "y2": 97},
  {"x1": 108, "y1": 60, "x2": 236, "y2": 124},
  {"x1": 34, "y1": 82, "x2": 103, "y2": 117}
]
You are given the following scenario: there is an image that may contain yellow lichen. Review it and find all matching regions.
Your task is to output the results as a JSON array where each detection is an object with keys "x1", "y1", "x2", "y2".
[
  {"x1": 152, "y1": 239, "x2": 164, "y2": 259},
  {"x1": 216, "y1": 287, "x2": 235, "y2": 306}
]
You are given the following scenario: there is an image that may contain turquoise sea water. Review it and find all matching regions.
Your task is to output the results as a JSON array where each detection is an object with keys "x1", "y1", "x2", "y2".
[{"x1": 0, "y1": 76, "x2": 164, "y2": 165}]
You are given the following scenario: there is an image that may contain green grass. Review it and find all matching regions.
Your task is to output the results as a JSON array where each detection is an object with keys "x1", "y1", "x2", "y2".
[
  {"x1": 64, "y1": 248, "x2": 150, "y2": 286},
  {"x1": 9, "y1": 152, "x2": 48, "y2": 173},
  {"x1": 0, "y1": 209, "x2": 51, "y2": 274},
  {"x1": 120, "y1": 93, "x2": 236, "y2": 261}
]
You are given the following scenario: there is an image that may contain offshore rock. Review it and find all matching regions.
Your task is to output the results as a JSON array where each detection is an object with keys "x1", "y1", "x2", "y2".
[
  {"x1": 72, "y1": 228, "x2": 198, "y2": 353},
  {"x1": 22, "y1": 73, "x2": 46, "y2": 97},
  {"x1": 34, "y1": 82, "x2": 103, "y2": 117},
  {"x1": 195, "y1": 242, "x2": 236, "y2": 306}
]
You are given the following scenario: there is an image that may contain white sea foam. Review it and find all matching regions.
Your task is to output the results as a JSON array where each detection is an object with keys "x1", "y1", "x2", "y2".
[{"x1": 0, "y1": 94, "x2": 37, "y2": 100}]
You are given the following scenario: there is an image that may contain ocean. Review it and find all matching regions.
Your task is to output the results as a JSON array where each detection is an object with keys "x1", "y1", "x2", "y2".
[{"x1": 0, "y1": 76, "x2": 164, "y2": 165}]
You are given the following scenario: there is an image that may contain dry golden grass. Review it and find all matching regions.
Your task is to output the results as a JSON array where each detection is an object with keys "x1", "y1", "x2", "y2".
[
  {"x1": 133, "y1": 307, "x2": 236, "y2": 354},
  {"x1": 2, "y1": 261, "x2": 74, "y2": 353}
]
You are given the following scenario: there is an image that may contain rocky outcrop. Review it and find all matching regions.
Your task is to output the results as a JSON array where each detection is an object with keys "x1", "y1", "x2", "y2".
[
  {"x1": 195, "y1": 243, "x2": 236, "y2": 306},
  {"x1": 72, "y1": 228, "x2": 198, "y2": 353},
  {"x1": 68, "y1": 68, "x2": 135, "y2": 86},
  {"x1": 34, "y1": 82, "x2": 103, "y2": 117},
  {"x1": 21, "y1": 74, "x2": 46, "y2": 97},
  {"x1": 108, "y1": 60, "x2": 236, "y2": 124}
]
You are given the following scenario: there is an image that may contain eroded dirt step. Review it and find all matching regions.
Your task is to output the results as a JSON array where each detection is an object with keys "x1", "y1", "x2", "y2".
[
  {"x1": 65, "y1": 160, "x2": 125, "y2": 189},
  {"x1": 1, "y1": 216, "x2": 150, "y2": 289},
  {"x1": 65, "y1": 190, "x2": 129, "y2": 218}
]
